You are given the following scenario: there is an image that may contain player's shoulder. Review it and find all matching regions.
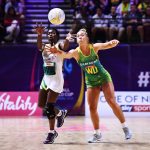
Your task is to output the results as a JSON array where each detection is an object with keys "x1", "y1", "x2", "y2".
[{"x1": 71, "y1": 48, "x2": 78, "y2": 55}]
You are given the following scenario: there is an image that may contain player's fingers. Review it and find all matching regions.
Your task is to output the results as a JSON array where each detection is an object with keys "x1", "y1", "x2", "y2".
[
  {"x1": 33, "y1": 23, "x2": 38, "y2": 29},
  {"x1": 36, "y1": 22, "x2": 39, "y2": 27},
  {"x1": 40, "y1": 22, "x2": 43, "y2": 27},
  {"x1": 113, "y1": 40, "x2": 119, "y2": 44},
  {"x1": 112, "y1": 40, "x2": 118, "y2": 44},
  {"x1": 45, "y1": 45, "x2": 51, "y2": 49}
]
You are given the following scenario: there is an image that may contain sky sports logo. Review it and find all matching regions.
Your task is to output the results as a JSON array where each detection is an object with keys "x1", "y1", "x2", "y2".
[{"x1": 120, "y1": 105, "x2": 150, "y2": 112}]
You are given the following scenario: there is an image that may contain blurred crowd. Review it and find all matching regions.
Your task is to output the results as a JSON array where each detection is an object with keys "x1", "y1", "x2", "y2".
[
  {"x1": 1, "y1": 0, "x2": 150, "y2": 44},
  {"x1": 71, "y1": 0, "x2": 150, "y2": 43},
  {"x1": 0, "y1": 0, "x2": 25, "y2": 44}
]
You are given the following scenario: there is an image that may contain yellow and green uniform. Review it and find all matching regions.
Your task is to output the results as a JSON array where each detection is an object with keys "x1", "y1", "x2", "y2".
[{"x1": 77, "y1": 44, "x2": 112, "y2": 88}]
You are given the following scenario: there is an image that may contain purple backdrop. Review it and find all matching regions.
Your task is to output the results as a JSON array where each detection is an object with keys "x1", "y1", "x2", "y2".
[{"x1": 0, "y1": 44, "x2": 150, "y2": 115}]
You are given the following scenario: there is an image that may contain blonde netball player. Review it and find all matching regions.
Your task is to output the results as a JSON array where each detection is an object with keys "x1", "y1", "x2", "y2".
[
  {"x1": 35, "y1": 23, "x2": 71, "y2": 144},
  {"x1": 49, "y1": 28, "x2": 132, "y2": 143}
]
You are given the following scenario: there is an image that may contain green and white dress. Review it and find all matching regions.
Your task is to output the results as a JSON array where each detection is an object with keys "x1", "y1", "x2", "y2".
[{"x1": 40, "y1": 43, "x2": 64, "y2": 93}]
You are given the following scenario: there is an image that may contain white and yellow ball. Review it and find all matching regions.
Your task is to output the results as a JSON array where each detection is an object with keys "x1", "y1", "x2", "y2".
[{"x1": 48, "y1": 8, "x2": 65, "y2": 25}]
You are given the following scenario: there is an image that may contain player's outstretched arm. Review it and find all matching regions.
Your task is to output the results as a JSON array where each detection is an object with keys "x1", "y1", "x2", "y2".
[
  {"x1": 47, "y1": 48, "x2": 78, "y2": 60},
  {"x1": 60, "y1": 49, "x2": 77, "y2": 59},
  {"x1": 34, "y1": 22, "x2": 46, "y2": 51},
  {"x1": 59, "y1": 33, "x2": 73, "y2": 51},
  {"x1": 93, "y1": 39, "x2": 120, "y2": 52}
]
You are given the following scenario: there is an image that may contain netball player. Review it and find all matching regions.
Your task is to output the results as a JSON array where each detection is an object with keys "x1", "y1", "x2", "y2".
[
  {"x1": 48, "y1": 28, "x2": 132, "y2": 143},
  {"x1": 35, "y1": 23, "x2": 72, "y2": 144}
]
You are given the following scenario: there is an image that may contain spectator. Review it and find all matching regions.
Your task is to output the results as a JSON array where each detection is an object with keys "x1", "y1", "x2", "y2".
[
  {"x1": 142, "y1": 6, "x2": 150, "y2": 42},
  {"x1": 83, "y1": 0, "x2": 89, "y2": 9},
  {"x1": 89, "y1": 0, "x2": 96, "y2": 15},
  {"x1": 5, "y1": 0, "x2": 25, "y2": 16},
  {"x1": 75, "y1": 0, "x2": 96, "y2": 15},
  {"x1": 117, "y1": 0, "x2": 130, "y2": 16},
  {"x1": 143, "y1": 6, "x2": 150, "y2": 25},
  {"x1": 0, "y1": 5, "x2": 5, "y2": 43},
  {"x1": 71, "y1": 7, "x2": 92, "y2": 35},
  {"x1": 75, "y1": 0, "x2": 86, "y2": 10},
  {"x1": 107, "y1": 6, "x2": 125, "y2": 40},
  {"x1": 18, "y1": 0, "x2": 25, "y2": 16},
  {"x1": 4, "y1": 6, "x2": 20, "y2": 43},
  {"x1": 92, "y1": 7, "x2": 109, "y2": 42},
  {"x1": 125, "y1": 4, "x2": 144, "y2": 43},
  {"x1": 130, "y1": 0, "x2": 139, "y2": 5},
  {"x1": 138, "y1": 0, "x2": 150, "y2": 15},
  {"x1": 110, "y1": 0, "x2": 121, "y2": 6},
  {"x1": 96, "y1": 0, "x2": 110, "y2": 14}
]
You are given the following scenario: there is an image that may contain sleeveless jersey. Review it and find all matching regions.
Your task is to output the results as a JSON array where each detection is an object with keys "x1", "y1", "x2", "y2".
[
  {"x1": 77, "y1": 44, "x2": 112, "y2": 88},
  {"x1": 40, "y1": 43, "x2": 64, "y2": 93}
]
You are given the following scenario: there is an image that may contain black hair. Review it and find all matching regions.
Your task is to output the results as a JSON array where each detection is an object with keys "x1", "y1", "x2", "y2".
[{"x1": 48, "y1": 28, "x2": 60, "y2": 43}]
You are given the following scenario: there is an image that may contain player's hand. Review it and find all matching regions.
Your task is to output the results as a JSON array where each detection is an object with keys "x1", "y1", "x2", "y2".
[
  {"x1": 50, "y1": 46, "x2": 62, "y2": 54},
  {"x1": 66, "y1": 32, "x2": 74, "y2": 41},
  {"x1": 44, "y1": 45, "x2": 62, "y2": 54},
  {"x1": 109, "y1": 39, "x2": 119, "y2": 46},
  {"x1": 34, "y1": 22, "x2": 46, "y2": 35}
]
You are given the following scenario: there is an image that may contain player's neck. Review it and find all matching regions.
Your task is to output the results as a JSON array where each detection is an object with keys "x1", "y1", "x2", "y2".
[
  {"x1": 79, "y1": 43, "x2": 89, "y2": 52},
  {"x1": 79, "y1": 44, "x2": 90, "y2": 55}
]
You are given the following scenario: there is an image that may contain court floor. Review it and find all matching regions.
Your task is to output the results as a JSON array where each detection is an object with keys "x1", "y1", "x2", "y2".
[{"x1": 0, "y1": 116, "x2": 149, "y2": 150}]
